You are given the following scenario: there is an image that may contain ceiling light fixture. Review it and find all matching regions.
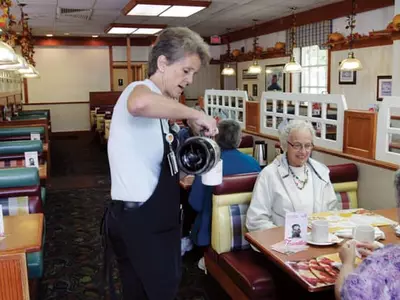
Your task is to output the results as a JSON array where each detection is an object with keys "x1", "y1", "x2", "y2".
[
  {"x1": 0, "y1": 41, "x2": 18, "y2": 66},
  {"x1": 92, "y1": 35, "x2": 99, "y2": 38},
  {"x1": 284, "y1": 7, "x2": 302, "y2": 73},
  {"x1": 122, "y1": 0, "x2": 210, "y2": 18},
  {"x1": 0, "y1": 54, "x2": 28, "y2": 70},
  {"x1": 247, "y1": 19, "x2": 262, "y2": 75},
  {"x1": 221, "y1": 28, "x2": 236, "y2": 76},
  {"x1": 339, "y1": 0, "x2": 362, "y2": 71},
  {"x1": 46, "y1": 34, "x2": 53, "y2": 37},
  {"x1": 105, "y1": 23, "x2": 166, "y2": 35}
]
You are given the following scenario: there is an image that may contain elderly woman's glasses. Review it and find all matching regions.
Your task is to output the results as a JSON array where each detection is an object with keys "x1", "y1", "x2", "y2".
[{"x1": 288, "y1": 141, "x2": 314, "y2": 151}]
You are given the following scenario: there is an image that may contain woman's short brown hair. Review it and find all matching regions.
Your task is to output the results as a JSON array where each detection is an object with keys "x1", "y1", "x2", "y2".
[{"x1": 148, "y1": 27, "x2": 211, "y2": 77}]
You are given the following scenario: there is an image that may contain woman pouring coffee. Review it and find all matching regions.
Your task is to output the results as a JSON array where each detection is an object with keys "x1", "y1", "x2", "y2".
[{"x1": 102, "y1": 27, "x2": 217, "y2": 300}]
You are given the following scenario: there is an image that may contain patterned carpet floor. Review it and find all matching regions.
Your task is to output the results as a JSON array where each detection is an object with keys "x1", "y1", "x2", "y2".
[{"x1": 39, "y1": 133, "x2": 230, "y2": 300}]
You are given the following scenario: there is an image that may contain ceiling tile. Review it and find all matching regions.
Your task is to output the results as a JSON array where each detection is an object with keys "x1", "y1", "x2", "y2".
[{"x1": 8, "y1": 0, "x2": 348, "y2": 37}]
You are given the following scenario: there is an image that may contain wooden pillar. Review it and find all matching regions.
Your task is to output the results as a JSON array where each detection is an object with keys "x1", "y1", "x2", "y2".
[
  {"x1": 393, "y1": 0, "x2": 400, "y2": 96},
  {"x1": 109, "y1": 46, "x2": 114, "y2": 91},
  {"x1": 127, "y1": 36, "x2": 132, "y2": 83}
]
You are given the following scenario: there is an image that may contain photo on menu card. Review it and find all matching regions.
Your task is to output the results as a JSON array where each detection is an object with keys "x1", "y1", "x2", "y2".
[{"x1": 285, "y1": 212, "x2": 308, "y2": 243}]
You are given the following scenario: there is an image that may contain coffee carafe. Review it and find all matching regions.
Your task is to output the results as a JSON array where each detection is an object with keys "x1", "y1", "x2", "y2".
[
  {"x1": 176, "y1": 136, "x2": 222, "y2": 186},
  {"x1": 253, "y1": 140, "x2": 267, "y2": 168}
]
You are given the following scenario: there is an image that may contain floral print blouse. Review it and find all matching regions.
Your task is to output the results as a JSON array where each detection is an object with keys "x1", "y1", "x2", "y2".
[{"x1": 341, "y1": 244, "x2": 400, "y2": 300}]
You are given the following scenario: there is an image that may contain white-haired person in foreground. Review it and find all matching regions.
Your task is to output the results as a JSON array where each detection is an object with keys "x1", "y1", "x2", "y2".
[{"x1": 246, "y1": 120, "x2": 338, "y2": 232}]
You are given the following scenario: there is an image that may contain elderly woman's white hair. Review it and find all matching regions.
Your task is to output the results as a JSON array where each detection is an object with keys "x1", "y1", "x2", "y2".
[{"x1": 278, "y1": 120, "x2": 316, "y2": 152}]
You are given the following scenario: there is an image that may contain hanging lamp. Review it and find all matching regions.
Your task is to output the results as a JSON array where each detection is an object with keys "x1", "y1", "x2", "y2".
[
  {"x1": 221, "y1": 28, "x2": 236, "y2": 76},
  {"x1": 283, "y1": 7, "x2": 302, "y2": 73},
  {"x1": 247, "y1": 19, "x2": 261, "y2": 74},
  {"x1": 339, "y1": 0, "x2": 362, "y2": 71},
  {"x1": 0, "y1": 54, "x2": 28, "y2": 70},
  {"x1": 0, "y1": 41, "x2": 18, "y2": 66}
]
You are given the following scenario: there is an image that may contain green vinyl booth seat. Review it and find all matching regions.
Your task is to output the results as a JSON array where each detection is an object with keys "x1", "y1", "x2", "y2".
[
  {"x1": 0, "y1": 166, "x2": 45, "y2": 204},
  {"x1": 0, "y1": 167, "x2": 45, "y2": 279},
  {"x1": 18, "y1": 110, "x2": 49, "y2": 117},
  {"x1": 12, "y1": 115, "x2": 47, "y2": 121},
  {"x1": 0, "y1": 126, "x2": 44, "y2": 140},
  {"x1": 0, "y1": 140, "x2": 43, "y2": 155}
]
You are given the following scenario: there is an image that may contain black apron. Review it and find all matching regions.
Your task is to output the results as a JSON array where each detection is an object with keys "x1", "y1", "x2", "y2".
[{"x1": 102, "y1": 119, "x2": 181, "y2": 299}]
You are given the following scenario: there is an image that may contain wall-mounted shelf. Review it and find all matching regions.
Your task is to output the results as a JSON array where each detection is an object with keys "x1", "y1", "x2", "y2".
[
  {"x1": 220, "y1": 49, "x2": 288, "y2": 63},
  {"x1": 327, "y1": 30, "x2": 400, "y2": 51}
]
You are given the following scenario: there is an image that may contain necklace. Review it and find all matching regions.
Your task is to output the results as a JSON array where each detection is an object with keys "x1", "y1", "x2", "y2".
[{"x1": 288, "y1": 165, "x2": 308, "y2": 190}]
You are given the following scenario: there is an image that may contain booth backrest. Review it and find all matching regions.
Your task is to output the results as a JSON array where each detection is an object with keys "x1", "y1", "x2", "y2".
[
  {"x1": 0, "y1": 140, "x2": 44, "y2": 168},
  {"x1": 0, "y1": 167, "x2": 42, "y2": 215},
  {"x1": 238, "y1": 135, "x2": 254, "y2": 156},
  {"x1": 0, "y1": 126, "x2": 44, "y2": 141},
  {"x1": 212, "y1": 173, "x2": 259, "y2": 254},
  {"x1": 0, "y1": 140, "x2": 43, "y2": 155},
  {"x1": 328, "y1": 163, "x2": 359, "y2": 209}
]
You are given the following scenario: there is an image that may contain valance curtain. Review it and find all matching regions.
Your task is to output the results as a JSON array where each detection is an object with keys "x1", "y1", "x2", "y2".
[{"x1": 285, "y1": 20, "x2": 333, "y2": 54}]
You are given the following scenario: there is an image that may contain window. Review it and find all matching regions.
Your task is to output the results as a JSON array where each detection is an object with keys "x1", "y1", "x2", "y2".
[{"x1": 300, "y1": 45, "x2": 328, "y2": 94}]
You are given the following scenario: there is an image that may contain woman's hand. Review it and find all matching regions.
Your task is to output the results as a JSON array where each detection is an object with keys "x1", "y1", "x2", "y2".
[
  {"x1": 192, "y1": 113, "x2": 218, "y2": 137},
  {"x1": 356, "y1": 242, "x2": 380, "y2": 257},
  {"x1": 339, "y1": 240, "x2": 357, "y2": 266}
]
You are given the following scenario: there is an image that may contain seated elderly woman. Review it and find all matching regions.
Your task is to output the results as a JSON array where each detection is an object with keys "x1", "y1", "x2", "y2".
[
  {"x1": 189, "y1": 119, "x2": 261, "y2": 247},
  {"x1": 246, "y1": 120, "x2": 338, "y2": 231},
  {"x1": 335, "y1": 169, "x2": 400, "y2": 300}
]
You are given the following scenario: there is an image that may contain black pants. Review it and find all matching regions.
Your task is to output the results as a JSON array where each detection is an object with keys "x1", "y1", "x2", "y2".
[
  {"x1": 180, "y1": 186, "x2": 197, "y2": 237},
  {"x1": 106, "y1": 202, "x2": 181, "y2": 300}
]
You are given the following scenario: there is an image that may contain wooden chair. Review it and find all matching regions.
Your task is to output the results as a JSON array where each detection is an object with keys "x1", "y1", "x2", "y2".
[{"x1": 0, "y1": 252, "x2": 30, "y2": 300}]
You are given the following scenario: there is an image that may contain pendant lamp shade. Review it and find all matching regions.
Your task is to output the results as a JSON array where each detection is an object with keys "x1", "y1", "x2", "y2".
[
  {"x1": 283, "y1": 56, "x2": 302, "y2": 73},
  {"x1": 0, "y1": 41, "x2": 18, "y2": 66},
  {"x1": 0, "y1": 55, "x2": 28, "y2": 70},
  {"x1": 221, "y1": 65, "x2": 235, "y2": 76},
  {"x1": 247, "y1": 61, "x2": 261, "y2": 74},
  {"x1": 18, "y1": 64, "x2": 40, "y2": 78},
  {"x1": 339, "y1": 51, "x2": 362, "y2": 71}
]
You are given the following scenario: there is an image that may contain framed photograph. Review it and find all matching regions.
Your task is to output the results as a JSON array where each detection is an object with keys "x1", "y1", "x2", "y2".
[
  {"x1": 243, "y1": 84, "x2": 248, "y2": 92},
  {"x1": 252, "y1": 84, "x2": 258, "y2": 97},
  {"x1": 338, "y1": 70, "x2": 357, "y2": 85},
  {"x1": 265, "y1": 64, "x2": 285, "y2": 92},
  {"x1": 242, "y1": 69, "x2": 258, "y2": 80},
  {"x1": 376, "y1": 75, "x2": 392, "y2": 101}
]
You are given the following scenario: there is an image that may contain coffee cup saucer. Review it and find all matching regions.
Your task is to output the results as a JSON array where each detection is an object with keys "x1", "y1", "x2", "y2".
[{"x1": 307, "y1": 233, "x2": 342, "y2": 246}]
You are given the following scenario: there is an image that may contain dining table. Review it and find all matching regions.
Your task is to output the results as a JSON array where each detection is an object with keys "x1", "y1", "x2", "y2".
[{"x1": 245, "y1": 208, "x2": 399, "y2": 293}]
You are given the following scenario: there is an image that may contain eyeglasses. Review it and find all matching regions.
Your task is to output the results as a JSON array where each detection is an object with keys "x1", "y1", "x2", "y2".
[{"x1": 287, "y1": 141, "x2": 314, "y2": 151}]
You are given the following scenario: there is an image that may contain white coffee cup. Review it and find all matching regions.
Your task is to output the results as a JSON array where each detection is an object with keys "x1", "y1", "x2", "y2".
[
  {"x1": 353, "y1": 225, "x2": 375, "y2": 243},
  {"x1": 311, "y1": 220, "x2": 329, "y2": 243},
  {"x1": 201, "y1": 159, "x2": 223, "y2": 186}
]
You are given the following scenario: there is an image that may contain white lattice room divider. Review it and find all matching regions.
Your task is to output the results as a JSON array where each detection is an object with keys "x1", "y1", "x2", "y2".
[
  {"x1": 204, "y1": 89, "x2": 248, "y2": 128},
  {"x1": 260, "y1": 92, "x2": 348, "y2": 151},
  {"x1": 376, "y1": 96, "x2": 400, "y2": 165}
]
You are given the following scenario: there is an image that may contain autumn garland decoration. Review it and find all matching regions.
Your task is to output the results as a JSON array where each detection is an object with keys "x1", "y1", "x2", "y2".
[
  {"x1": 19, "y1": 15, "x2": 35, "y2": 66},
  {"x1": 0, "y1": 0, "x2": 17, "y2": 47}
]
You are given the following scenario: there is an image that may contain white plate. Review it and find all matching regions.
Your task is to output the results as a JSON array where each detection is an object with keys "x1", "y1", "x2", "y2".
[{"x1": 307, "y1": 233, "x2": 341, "y2": 246}]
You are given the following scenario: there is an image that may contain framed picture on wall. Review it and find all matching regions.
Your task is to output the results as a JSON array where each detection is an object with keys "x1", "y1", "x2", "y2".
[
  {"x1": 242, "y1": 69, "x2": 258, "y2": 80},
  {"x1": 243, "y1": 84, "x2": 248, "y2": 93},
  {"x1": 376, "y1": 75, "x2": 392, "y2": 101},
  {"x1": 252, "y1": 84, "x2": 258, "y2": 97},
  {"x1": 265, "y1": 64, "x2": 285, "y2": 92},
  {"x1": 338, "y1": 70, "x2": 357, "y2": 85}
]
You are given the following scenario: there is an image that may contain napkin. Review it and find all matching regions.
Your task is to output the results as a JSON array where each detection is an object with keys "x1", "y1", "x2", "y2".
[
  {"x1": 334, "y1": 227, "x2": 385, "y2": 240},
  {"x1": 271, "y1": 240, "x2": 309, "y2": 255}
]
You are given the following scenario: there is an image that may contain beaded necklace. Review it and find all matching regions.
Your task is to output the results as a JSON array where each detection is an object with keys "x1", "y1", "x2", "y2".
[{"x1": 288, "y1": 165, "x2": 308, "y2": 190}]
